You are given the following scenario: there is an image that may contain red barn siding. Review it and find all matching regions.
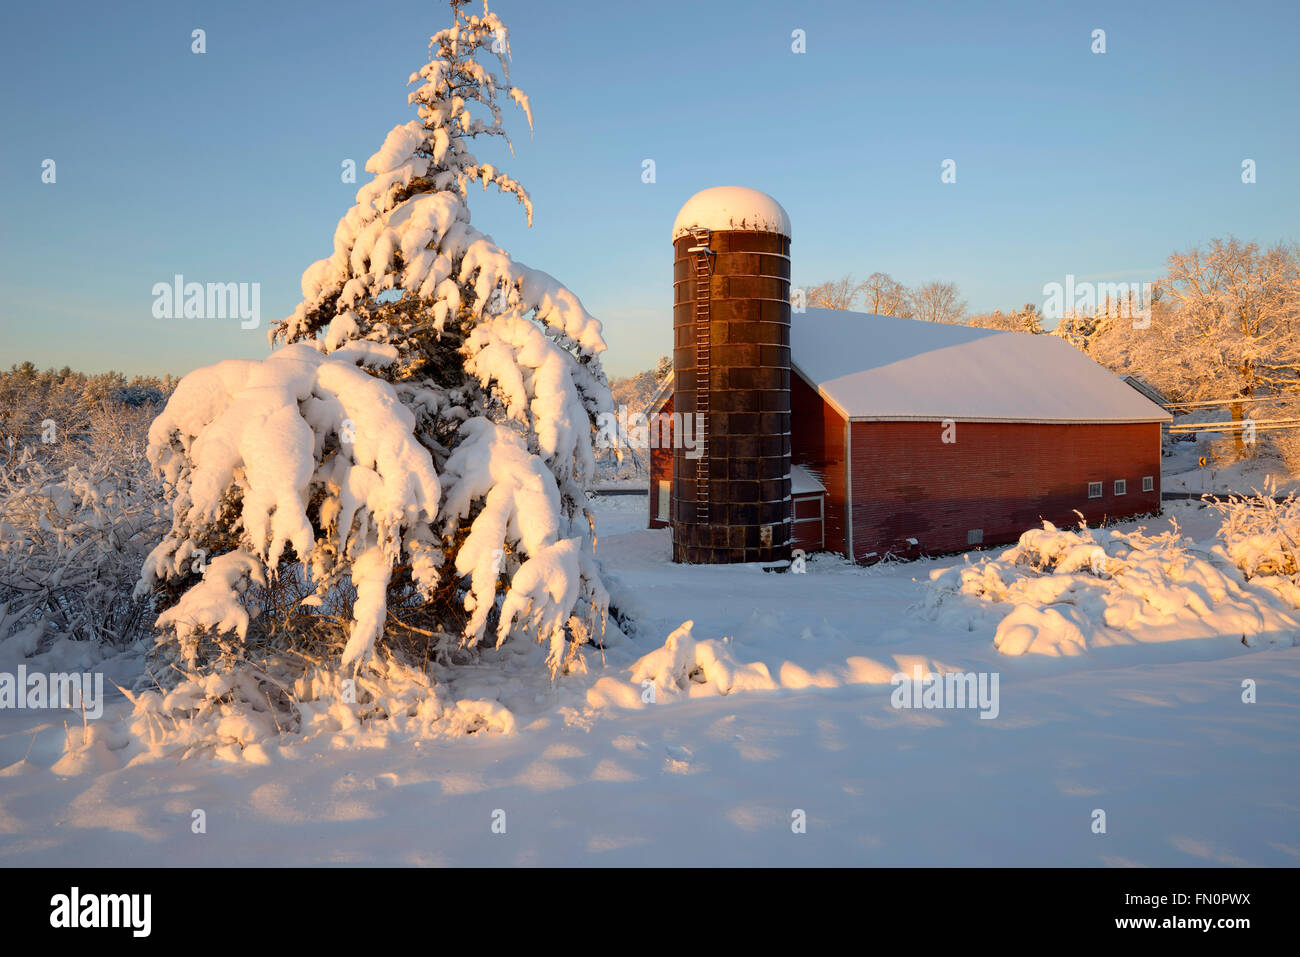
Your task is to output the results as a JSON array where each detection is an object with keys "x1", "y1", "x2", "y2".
[
  {"x1": 791, "y1": 373, "x2": 847, "y2": 555},
  {"x1": 847, "y1": 420, "x2": 1162, "y2": 561},
  {"x1": 648, "y1": 395, "x2": 674, "y2": 529}
]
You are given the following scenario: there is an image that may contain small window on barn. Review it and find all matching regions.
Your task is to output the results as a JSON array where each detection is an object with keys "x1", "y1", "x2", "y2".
[
  {"x1": 1088, "y1": 481, "x2": 1103, "y2": 499},
  {"x1": 967, "y1": 529, "x2": 983, "y2": 546},
  {"x1": 656, "y1": 480, "x2": 670, "y2": 521},
  {"x1": 1142, "y1": 475, "x2": 1154, "y2": 492},
  {"x1": 1114, "y1": 479, "x2": 1127, "y2": 496}
]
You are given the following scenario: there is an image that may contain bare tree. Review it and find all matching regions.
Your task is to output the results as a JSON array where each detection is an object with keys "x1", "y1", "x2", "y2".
[
  {"x1": 861, "y1": 272, "x2": 912, "y2": 317},
  {"x1": 909, "y1": 281, "x2": 968, "y2": 324},
  {"x1": 805, "y1": 275, "x2": 861, "y2": 310}
]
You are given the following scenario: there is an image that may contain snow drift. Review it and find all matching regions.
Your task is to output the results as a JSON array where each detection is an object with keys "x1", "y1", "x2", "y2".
[{"x1": 926, "y1": 518, "x2": 1300, "y2": 656}]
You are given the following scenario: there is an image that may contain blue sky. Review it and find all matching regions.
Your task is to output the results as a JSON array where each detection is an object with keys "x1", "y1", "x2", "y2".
[{"x1": 1, "y1": 0, "x2": 1297, "y2": 379}]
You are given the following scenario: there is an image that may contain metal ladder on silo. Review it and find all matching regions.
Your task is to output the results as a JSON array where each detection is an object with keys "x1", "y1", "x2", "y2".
[{"x1": 687, "y1": 229, "x2": 715, "y2": 524}]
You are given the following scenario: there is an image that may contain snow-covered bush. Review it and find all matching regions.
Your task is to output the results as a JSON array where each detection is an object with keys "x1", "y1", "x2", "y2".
[
  {"x1": 139, "y1": 0, "x2": 613, "y2": 681},
  {"x1": 117, "y1": 650, "x2": 516, "y2": 765},
  {"x1": 629, "y1": 620, "x2": 778, "y2": 699},
  {"x1": 1206, "y1": 481, "x2": 1300, "y2": 580},
  {"x1": 926, "y1": 517, "x2": 1300, "y2": 655},
  {"x1": 0, "y1": 403, "x2": 166, "y2": 655}
]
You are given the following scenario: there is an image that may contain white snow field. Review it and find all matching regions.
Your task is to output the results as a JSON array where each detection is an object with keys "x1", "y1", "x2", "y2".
[{"x1": 0, "y1": 497, "x2": 1297, "y2": 866}]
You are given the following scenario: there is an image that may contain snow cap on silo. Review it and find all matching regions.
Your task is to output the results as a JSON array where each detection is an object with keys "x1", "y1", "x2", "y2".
[{"x1": 672, "y1": 186, "x2": 791, "y2": 241}]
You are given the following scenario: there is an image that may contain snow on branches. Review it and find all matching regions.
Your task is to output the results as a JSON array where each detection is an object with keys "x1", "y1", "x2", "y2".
[
  {"x1": 439, "y1": 416, "x2": 609, "y2": 671},
  {"x1": 272, "y1": 0, "x2": 603, "y2": 358},
  {"x1": 0, "y1": 440, "x2": 164, "y2": 652},
  {"x1": 138, "y1": 345, "x2": 442, "y2": 667},
  {"x1": 1206, "y1": 480, "x2": 1300, "y2": 582}
]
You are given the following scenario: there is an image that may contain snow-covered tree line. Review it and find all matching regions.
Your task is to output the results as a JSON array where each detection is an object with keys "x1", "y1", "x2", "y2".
[
  {"x1": 137, "y1": 0, "x2": 614, "y2": 676},
  {"x1": 0, "y1": 364, "x2": 174, "y2": 460},
  {"x1": 600, "y1": 356, "x2": 671, "y2": 477},
  {"x1": 967, "y1": 303, "x2": 1044, "y2": 334}
]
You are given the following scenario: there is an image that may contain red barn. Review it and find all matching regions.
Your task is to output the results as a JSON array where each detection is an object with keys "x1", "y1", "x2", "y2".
[{"x1": 649, "y1": 307, "x2": 1171, "y2": 563}]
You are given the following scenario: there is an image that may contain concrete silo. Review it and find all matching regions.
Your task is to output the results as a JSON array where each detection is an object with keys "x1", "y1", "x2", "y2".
[{"x1": 670, "y1": 186, "x2": 793, "y2": 564}]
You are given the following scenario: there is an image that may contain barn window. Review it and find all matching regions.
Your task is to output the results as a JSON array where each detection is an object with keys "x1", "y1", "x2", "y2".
[
  {"x1": 1088, "y1": 481, "x2": 1102, "y2": 499},
  {"x1": 967, "y1": 529, "x2": 983, "y2": 545},
  {"x1": 656, "y1": 480, "x2": 670, "y2": 520},
  {"x1": 1114, "y1": 479, "x2": 1127, "y2": 496},
  {"x1": 1142, "y1": 475, "x2": 1154, "y2": 492}
]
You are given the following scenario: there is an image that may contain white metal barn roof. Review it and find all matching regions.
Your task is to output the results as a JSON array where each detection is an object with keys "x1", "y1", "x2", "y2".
[{"x1": 791, "y1": 308, "x2": 1173, "y2": 424}]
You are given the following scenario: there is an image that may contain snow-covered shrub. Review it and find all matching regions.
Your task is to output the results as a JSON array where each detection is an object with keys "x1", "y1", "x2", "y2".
[
  {"x1": 629, "y1": 620, "x2": 778, "y2": 698},
  {"x1": 139, "y1": 0, "x2": 613, "y2": 683},
  {"x1": 118, "y1": 650, "x2": 516, "y2": 764},
  {"x1": 1206, "y1": 481, "x2": 1300, "y2": 580},
  {"x1": 45, "y1": 649, "x2": 518, "y2": 770},
  {"x1": 926, "y1": 517, "x2": 1300, "y2": 655},
  {"x1": 0, "y1": 404, "x2": 166, "y2": 654}
]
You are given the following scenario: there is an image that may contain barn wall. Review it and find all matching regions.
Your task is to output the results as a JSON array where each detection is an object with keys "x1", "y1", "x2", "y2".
[
  {"x1": 791, "y1": 373, "x2": 847, "y2": 555},
  {"x1": 848, "y1": 420, "x2": 1162, "y2": 561},
  {"x1": 648, "y1": 395, "x2": 674, "y2": 529}
]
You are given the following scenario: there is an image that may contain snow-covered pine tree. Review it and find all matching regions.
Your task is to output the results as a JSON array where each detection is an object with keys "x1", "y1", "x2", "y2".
[{"x1": 138, "y1": 0, "x2": 613, "y2": 676}]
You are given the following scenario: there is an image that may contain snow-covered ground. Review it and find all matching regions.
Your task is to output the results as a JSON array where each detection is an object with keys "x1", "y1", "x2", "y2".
[
  {"x1": 1164, "y1": 457, "x2": 1300, "y2": 496},
  {"x1": 1, "y1": 497, "x2": 1297, "y2": 866}
]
